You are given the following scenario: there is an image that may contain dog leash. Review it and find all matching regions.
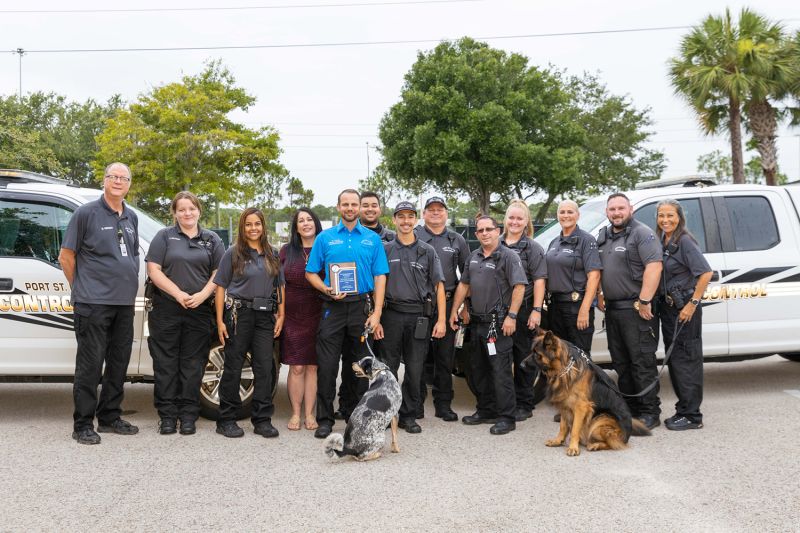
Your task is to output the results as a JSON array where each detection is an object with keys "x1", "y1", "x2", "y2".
[{"x1": 361, "y1": 325, "x2": 377, "y2": 358}]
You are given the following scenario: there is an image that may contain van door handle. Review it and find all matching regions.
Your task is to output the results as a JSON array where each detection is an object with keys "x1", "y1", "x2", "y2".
[
  {"x1": 0, "y1": 278, "x2": 12, "y2": 291},
  {"x1": 710, "y1": 271, "x2": 720, "y2": 282}
]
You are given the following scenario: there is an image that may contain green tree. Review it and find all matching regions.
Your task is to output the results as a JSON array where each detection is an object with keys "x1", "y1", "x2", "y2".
[
  {"x1": 697, "y1": 148, "x2": 788, "y2": 184},
  {"x1": 0, "y1": 92, "x2": 121, "y2": 183},
  {"x1": 286, "y1": 176, "x2": 314, "y2": 208},
  {"x1": 669, "y1": 8, "x2": 791, "y2": 184},
  {"x1": 379, "y1": 38, "x2": 662, "y2": 219},
  {"x1": 95, "y1": 60, "x2": 287, "y2": 218}
]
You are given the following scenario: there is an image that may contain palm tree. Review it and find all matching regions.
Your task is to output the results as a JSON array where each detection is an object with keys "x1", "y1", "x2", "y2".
[{"x1": 669, "y1": 9, "x2": 786, "y2": 184}]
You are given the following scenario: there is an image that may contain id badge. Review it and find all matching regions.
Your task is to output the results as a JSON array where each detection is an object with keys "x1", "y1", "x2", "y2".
[
  {"x1": 487, "y1": 341, "x2": 497, "y2": 356},
  {"x1": 119, "y1": 238, "x2": 128, "y2": 257}
]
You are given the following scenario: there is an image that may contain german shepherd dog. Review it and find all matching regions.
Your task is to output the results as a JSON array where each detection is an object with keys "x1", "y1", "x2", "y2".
[
  {"x1": 324, "y1": 356, "x2": 402, "y2": 461},
  {"x1": 524, "y1": 329, "x2": 650, "y2": 456}
]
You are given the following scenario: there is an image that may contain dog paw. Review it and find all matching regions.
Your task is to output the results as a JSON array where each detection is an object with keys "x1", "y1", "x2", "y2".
[
  {"x1": 545, "y1": 439, "x2": 564, "y2": 447},
  {"x1": 586, "y1": 443, "x2": 601, "y2": 451},
  {"x1": 566, "y1": 446, "x2": 581, "y2": 456}
]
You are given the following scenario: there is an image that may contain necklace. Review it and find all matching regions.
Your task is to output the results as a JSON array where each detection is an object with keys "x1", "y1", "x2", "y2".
[{"x1": 302, "y1": 247, "x2": 310, "y2": 265}]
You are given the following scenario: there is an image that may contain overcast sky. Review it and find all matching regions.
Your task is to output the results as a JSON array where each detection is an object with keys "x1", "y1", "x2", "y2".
[{"x1": 1, "y1": 0, "x2": 798, "y2": 206}]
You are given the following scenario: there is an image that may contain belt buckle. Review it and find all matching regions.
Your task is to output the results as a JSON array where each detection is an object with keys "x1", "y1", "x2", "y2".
[
  {"x1": 633, "y1": 300, "x2": 640, "y2": 311},
  {"x1": 570, "y1": 291, "x2": 580, "y2": 302}
]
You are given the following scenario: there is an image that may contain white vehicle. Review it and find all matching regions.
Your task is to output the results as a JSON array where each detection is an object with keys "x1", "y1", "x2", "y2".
[
  {"x1": 534, "y1": 176, "x2": 800, "y2": 364},
  {"x1": 0, "y1": 169, "x2": 273, "y2": 418}
]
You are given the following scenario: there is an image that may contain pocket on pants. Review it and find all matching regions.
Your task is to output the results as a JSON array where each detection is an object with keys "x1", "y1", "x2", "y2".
[
  {"x1": 73, "y1": 303, "x2": 92, "y2": 336},
  {"x1": 638, "y1": 321, "x2": 658, "y2": 353}
]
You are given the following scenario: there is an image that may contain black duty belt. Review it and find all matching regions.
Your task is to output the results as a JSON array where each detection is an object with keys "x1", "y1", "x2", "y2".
[
  {"x1": 386, "y1": 301, "x2": 425, "y2": 314},
  {"x1": 604, "y1": 298, "x2": 638, "y2": 311},
  {"x1": 470, "y1": 312, "x2": 496, "y2": 324},
  {"x1": 550, "y1": 291, "x2": 584, "y2": 303}
]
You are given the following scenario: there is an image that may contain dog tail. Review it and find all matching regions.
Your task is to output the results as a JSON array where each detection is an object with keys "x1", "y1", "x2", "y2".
[
  {"x1": 324, "y1": 433, "x2": 346, "y2": 458},
  {"x1": 631, "y1": 418, "x2": 652, "y2": 437}
]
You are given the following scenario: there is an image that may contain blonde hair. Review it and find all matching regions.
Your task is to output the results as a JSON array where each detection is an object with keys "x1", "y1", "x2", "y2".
[{"x1": 503, "y1": 199, "x2": 533, "y2": 237}]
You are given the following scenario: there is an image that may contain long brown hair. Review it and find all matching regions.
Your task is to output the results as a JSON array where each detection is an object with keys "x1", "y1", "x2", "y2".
[{"x1": 232, "y1": 208, "x2": 279, "y2": 277}]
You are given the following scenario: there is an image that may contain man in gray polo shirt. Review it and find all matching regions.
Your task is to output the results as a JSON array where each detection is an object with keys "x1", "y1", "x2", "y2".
[
  {"x1": 449, "y1": 215, "x2": 527, "y2": 435},
  {"x1": 414, "y1": 196, "x2": 470, "y2": 421},
  {"x1": 381, "y1": 201, "x2": 446, "y2": 433},
  {"x1": 59, "y1": 162, "x2": 140, "y2": 445},
  {"x1": 597, "y1": 193, "x2": 663, "y2": 429}
]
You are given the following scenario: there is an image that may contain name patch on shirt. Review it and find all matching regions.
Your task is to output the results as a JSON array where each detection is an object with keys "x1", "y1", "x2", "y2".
[
  {"x1": 360, "y1": 239, "x2": 374, "y2": 247},
  {"x1": 615, "y1": 246, "x2": 626, "y2": 252},
  {"x1": 329, "y1": 239, "x2": 344, "y2": 245},
  {"x1": 485, "y1": 263, "x2": 496, "y2": 269}
]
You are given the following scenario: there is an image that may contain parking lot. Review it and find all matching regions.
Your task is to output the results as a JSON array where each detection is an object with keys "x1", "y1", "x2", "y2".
[{"x1": 1, "y1": 354, "x2": 799, "y2": 532}]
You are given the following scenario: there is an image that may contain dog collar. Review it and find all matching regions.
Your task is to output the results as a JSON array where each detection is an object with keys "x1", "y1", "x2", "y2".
[{"x1": 557, "y1": 358, "x2": 575, "y2": 378}]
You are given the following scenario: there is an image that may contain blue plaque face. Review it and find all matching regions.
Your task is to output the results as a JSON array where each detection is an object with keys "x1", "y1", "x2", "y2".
[{"x1": 337, "y1": 268, "x2": 357, "y2": 293}]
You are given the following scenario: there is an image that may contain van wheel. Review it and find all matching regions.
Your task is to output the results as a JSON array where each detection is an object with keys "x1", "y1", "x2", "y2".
[
  {"x1": 779, "y1": 353, "x2": 800, "y2": 362},
  {"x1": 199, "y1": 341, "x2": 282, "y2": 420}
]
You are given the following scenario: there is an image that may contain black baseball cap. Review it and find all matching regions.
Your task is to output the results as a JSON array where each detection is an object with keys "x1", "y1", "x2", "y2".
[
  {"x1": 393, "y1": 201, "x2": 417, "y2": 216},
  {"x1": 424, "y1": 196, "x2": 447, "y2": 209}
]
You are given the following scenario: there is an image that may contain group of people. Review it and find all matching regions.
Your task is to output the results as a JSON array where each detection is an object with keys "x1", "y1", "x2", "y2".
[{"x1": 60, "y1": 163, "x2": 711, "y2": 445}]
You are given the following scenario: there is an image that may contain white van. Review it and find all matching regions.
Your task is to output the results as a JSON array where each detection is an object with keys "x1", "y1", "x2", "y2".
[
  {"x1": 534, "y1": 177, "x2": 800, "y2": 363},
  {"x1": 0, "y1": 169, "x2": 271, "y2": 418}
]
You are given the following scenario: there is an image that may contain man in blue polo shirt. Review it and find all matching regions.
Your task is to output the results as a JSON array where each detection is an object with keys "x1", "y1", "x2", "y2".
[
  {"x1": 59, "y1": 162, "x2": 140, "y2": 445},
  {"x1": 305, "y1": 188, "x2": 389, "y2": 438}
]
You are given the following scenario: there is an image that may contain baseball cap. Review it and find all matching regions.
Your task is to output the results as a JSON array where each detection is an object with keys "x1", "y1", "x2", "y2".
[
  {"x1": 424, "y1": 196, "x2": 447, "y2": 210},
  {"x1": 393, "y1": 201, "x2": 417, "y2": 216}
]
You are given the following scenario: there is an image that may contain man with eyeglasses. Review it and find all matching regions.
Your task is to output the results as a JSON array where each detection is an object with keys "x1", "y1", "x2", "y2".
[
  {"x1": 449, "y1": 215, "x2": 527, "y2": 435},
  {"x1": 59, "y1": 162, "x2": 141, "y2": 445}
]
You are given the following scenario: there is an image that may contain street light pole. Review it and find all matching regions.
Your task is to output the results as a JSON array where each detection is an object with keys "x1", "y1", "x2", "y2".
[
  {"x1": 366, "y1": 141, "x2": 371, "y2": 180},
  {"x1": 15, "y1": 48, "x2": 24, "y2": 99}
]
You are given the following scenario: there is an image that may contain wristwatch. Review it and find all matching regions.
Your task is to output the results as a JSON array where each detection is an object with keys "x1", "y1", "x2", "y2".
[
  {"x1": 638, "y1": 298, "x2": 651, "y2": 306},
  {"x1": 531, "y1": 306, "x2": 543, "y2": 313},
  {"x1": 507, "y1": 311, "x2": 518, "y2": 320},
  {"x1": 690, "y1": 298, "x2": 700, "y2": 306}
]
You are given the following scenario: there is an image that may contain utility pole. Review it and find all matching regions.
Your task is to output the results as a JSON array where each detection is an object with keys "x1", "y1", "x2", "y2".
[
  {"x1": 14, "y1": 48, "x2": 24, "y2": 99},
  {"x1": 366, "y1": 141, "x2": 371, "y2": 180}
]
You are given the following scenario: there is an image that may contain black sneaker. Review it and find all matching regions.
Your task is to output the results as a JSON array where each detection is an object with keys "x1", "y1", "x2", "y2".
[
  {"x1": 514, "y1": 408, "x2": 533, "y2": 422},
  {"x1": 97, "y1": 418, "x2": 139, "y2": 435},
  {"x1": 434, "y1": 407, "x2": 459, "y2": 422},
  {"x1": 398, "y1": 419, "x2": 422, "y2": 434},
  {"x1": 462, "y1": 412, "x2": 496, "y2": 425},
  {"x1": 664, "y1": 414, "x2": 681, "y2": 425},
  {"x1": 665, "y1": 416, "x2": 703, "y2": 431},
  {"x1": 158, "y1": 418, "x2": 177, "y2": 435},
  {"x1": 216, "y1": 421, "x2": 245, "y2": 438},
  {"x1": 253, "y1": 421, "x2": 279, "y2": 438},
  {"x1": 314, "y1": 423, "x2": 332, "y2": 439},
  {"x1": 72, "y1": 428, "x2": 101, "y2": 445},
  {"x1": 637, "y1": 415, "x2": 661, "y2": 430},
  {"x1": 179, "y1": 419, "x2": 196, "y2": 435}
]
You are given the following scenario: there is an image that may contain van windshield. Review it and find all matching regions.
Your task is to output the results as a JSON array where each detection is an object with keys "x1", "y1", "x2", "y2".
[{"x1": 534, "y1": 199, "x2": 607, "y2": 247}]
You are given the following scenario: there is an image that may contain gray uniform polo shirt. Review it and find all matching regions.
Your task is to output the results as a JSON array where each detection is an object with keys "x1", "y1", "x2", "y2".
[
  {"x1": 213, "y1": 246, "x2": 284, "y2": 300},
  {"x1": 661, "y1": 234, "x2": 710, "y2": 294},
  {"x1": 500, "y1": 235, "x2": 547, "y2": 301},
  {"x1": 145, "y1": 225, "x2": 224, "y2": 301},
  {"x1": 61, "y1": 196, "x2": 139, "y2": 305},
  {"x1": 383, "y1": 238, "x2": 444, "y2": 304},
  {"x1": 414, "y1": 225, "x2": 470, "y2": 293},
  {"x1": 461, "y1": 245, "x2": 527, "y2": 315},
  {"x1": 545, "y1": 226, "x2": 603, "y2": 294},
  {"x1": 598, "y1": 219, "x2": 662, "y2": 301}
]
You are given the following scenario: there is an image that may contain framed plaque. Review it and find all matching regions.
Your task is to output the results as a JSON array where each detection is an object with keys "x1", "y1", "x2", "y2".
[{"x1": 329, "y1": 262, "x2": 358, "y2": 295}]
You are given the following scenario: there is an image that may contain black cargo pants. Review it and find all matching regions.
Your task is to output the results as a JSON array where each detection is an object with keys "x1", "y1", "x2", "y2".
[
  {"x1": 148, "y1": 294, "x2": 213, "y2": 422},
  {"x1": 605, "y1": 307, "x2": 661, "y2": 417},
  {"x1": 659, "y1": 303, "x2": 704, "y2": 422},
  {"x1": 420, "y1": 299, "x2": 457, "y2": 412},
  {"x1": 469, "y1": 321, "x2": 516, "y2": 424},
  {"x1": 72, "y1": 303, "x2": 135, "y2": 431},
  {"x1": 549, "y1": 299, "x2": 595, "y2": 355},
  {"x1": 380, "y1": 308, "x2": 428, "y2": 422}
]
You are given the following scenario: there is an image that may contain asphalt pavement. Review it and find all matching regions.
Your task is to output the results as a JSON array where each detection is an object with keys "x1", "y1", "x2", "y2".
[{"x1": 1, "y1": 355, "x2": 799, "y2": 532}]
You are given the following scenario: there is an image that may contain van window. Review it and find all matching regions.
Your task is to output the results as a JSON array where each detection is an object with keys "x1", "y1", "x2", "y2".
[
  {"x1": 725, "y1": 196, "x2": 779, "y2": 251},
  {"x1": 0, "y1": 199, "x2": 73, "y2": 264},
  {"x1": 634, "y1": 198, "x2": 707, "y2": 252}
]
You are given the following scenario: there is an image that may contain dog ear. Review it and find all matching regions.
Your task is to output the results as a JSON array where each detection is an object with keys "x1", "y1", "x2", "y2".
[{"x1": 543, "y1": 330, "x2": 559, "y2": 350}]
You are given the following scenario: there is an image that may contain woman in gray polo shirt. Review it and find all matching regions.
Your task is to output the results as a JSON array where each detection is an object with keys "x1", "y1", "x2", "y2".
[
  {"x1": 146, "y1": 192, "x2": 223, "y2": 436},
  {"x1": 213, "y1": 208, "x2": 285, "y2": 439}
]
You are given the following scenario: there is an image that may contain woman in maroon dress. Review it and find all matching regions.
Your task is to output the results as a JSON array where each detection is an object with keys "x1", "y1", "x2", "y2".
[{"x1": 280, "y1": 208, "x2": 324, "y2": 430}]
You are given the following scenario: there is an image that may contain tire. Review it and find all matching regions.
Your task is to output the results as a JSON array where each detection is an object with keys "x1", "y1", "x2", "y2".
[
  {"x1": 779, "y1": 353, "x2": 800, "y2": 362},
  {"x1": 199, "y1": 339, "x2": 281, "y2": 421}
]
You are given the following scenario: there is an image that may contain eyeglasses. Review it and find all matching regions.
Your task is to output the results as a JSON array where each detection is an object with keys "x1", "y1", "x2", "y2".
[
  {"x1": 475, "y1": 227, "x2": 498, "y2": 234},
  {"x1": 105, "y1": 174, "x2": 131, "y2": 183}
]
